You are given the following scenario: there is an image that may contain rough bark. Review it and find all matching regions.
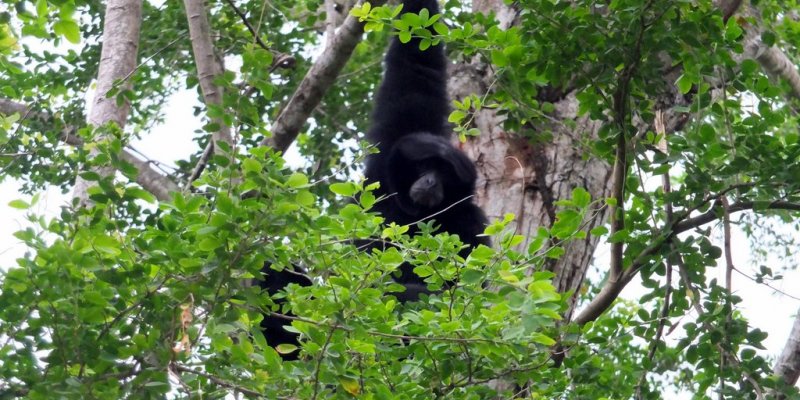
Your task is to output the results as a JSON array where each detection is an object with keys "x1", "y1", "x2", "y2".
[
  {"x1": 262, "y1": 0, "x2": 387, "y2": 153},
  {"x1": 183, "y1": 0, "x2": 233, "y2": 189},
  {"x1": 183, "y1": 0, "x2": 233, "y2": 150},
  {"x1": 739, "y1": 4, "x2": 800, "y2": 99},
  {"x1": 72, "y1": 0, "x2": 143, "y2": 203},
  {"x1": 775, "y1": 309, "x2": 800, "y2": 392},
  {"x1": 458, "y1": 0, "x2": 614, "y2": 321}
]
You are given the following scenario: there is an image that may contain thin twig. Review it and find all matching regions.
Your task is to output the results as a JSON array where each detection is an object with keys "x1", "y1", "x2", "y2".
[{"x1": 172, "y1": 364, "x2": 264, "y2": 397}]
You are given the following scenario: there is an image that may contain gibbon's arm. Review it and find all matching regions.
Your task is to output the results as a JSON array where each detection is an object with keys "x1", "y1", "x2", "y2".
[{"x1": 367, "y1": 0, "x2": 449, "y2": 150}]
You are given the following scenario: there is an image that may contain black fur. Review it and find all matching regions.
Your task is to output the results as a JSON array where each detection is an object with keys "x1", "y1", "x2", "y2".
[
  {"x1": 258, "y1": 266, "x2": 311, "y2": 361},
  {"x1": 259, "y1": 0, "x2": 489, "y2": 358},
  {"x1": 363, "y1": 0, "x2": 489, "y2": 301}
]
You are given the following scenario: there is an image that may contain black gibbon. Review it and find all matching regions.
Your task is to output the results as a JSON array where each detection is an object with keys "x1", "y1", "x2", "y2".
[{"x1": 259, "y1": 0, "x2": 489, "y2": 359}]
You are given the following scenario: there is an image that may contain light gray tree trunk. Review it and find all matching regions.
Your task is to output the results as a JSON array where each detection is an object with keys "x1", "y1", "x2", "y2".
[
  {"x1": 72, "y1": 0, "x2": 143, "y2": 203},
  {"x1": 454, "y1": 0, "x2": 614, "y2": 321}
]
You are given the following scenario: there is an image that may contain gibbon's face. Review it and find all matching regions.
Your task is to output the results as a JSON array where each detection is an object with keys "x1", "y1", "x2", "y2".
[
  {"x1": 408, "y1": 158, "x2": 451, "y2": 208},
  {"x1": 409, "y1": 169, "x2": 444, "y2": 208}
]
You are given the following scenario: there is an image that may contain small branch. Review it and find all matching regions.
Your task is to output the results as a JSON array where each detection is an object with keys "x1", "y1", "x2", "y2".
[
  {"x1": 311, "y1": 327, "x2": 336, "y2": 400},
  {"x1": 674, "y1": 200, "x2": 800, "y2": 232},
  {"x1": 731, "y1": 267, "x2": 800, "y2": 301},
  {"x1": 183, "y1": 142, "x2": 214, "y2": 192},
  {"x1": 262, "y1": 0, "x2": 388, "y2": 153},
  {"x1": 222, "y1": 0, "x2": 271, "y2": 51},
  {"x1": 574, "y1": 198, "x2": 800, "y2": 326},
  {"x1": 677, "y1": 255, "x2": 765, "y2": 400},
  {"x1": 721, "y1": 196, "x2": 734, "y2": 293},
  {"x1": 635, "y1": 118, "x2": 674, "y2": 399},
  {"x1": 172, "y1": 364, "x2": 263, "y2": 397},
  {"x1": 222, "y1": 0, "x2": 296, "y2": 70}
]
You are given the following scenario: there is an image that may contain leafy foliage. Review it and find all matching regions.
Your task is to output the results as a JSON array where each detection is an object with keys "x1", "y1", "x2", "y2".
[{"x1": 0, "y1": 0, "x2": 799, "y2": 398}]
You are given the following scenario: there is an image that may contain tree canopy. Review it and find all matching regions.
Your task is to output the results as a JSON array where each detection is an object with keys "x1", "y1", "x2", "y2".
[{"x1": 1, "y1": 0, "x2": 800, "y2": 398}]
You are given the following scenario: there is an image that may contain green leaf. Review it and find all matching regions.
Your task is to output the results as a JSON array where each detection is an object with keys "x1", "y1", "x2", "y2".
[
  {"x1": 433, "y1": 22, "x2": 448, "y2": 35},
  {"x1": 530, "y1": 333, "x2": 557, "y2": 346},
  {"x1": 286, "y1": 172, "x2": 308, "y2": 188},
  {"x1": 572, "y1": 187, "x2": 591, "y2": 207},
  {"x1": 126, "y1": 187, "x2": 156, "y2": 203},
  {"x1": 330, "y1": 182, "x2": 358, "y2": 196},
  {"x1": 419, "y1": 38, "x2": 431, "y2": 50},
  {"x1": 53, "y1": 19, "x2": 80, "y2": 44},
  {"x1": 725, "y1": 18, "x2": 743, "y2": 41},
  {"x1": 295, "y1": 190, "x2": 315, "y2": 206},
  {"x1": 448, "y1": 110, "x2": 466, "y2": 123},
  {"x1": 93, "y1": 235, "x2": 121, "y2": 256},
  {"x1": 491, "y1": 49, "x2": 508, "y2": 67},
  {"x1": 198, "y1": 237, "x2": 224, "y2": 251},
  {"x1": 242, "y1": 158, "x2": 262, "y2": 173},
  {"x1": 8, "y1": 199, "x2": 30, "y2": 209},
  {"x1": 676, "y1": 74, "x2": 693, "y2": 94},
  {"x1": 275, "y1": 343, "x2": 298, "y2": 355}
]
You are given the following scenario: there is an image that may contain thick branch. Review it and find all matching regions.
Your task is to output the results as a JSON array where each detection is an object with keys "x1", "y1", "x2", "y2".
[
  {"x1": 183, "y1": 0, "x2": 233, "y2": 149},
  {"x1": 774, "y1": 309, "x2": 800, "y2": 391},
  {"x1": 262, "y1": 0, "x2": 387, "y2": 153},
  {"x1": 736, "y1": 5, "x2": 800, "y2": 99},
  {"x1": 755, "y1": 47, "x2": 800, "y2": 98},
  {"x1": 0, "y1": 99, "x2": 179, "y2": 201},
  {"x1": 119, "y1": 152, "x2": 179, "y2": 201},
  {"x1": 70, "y1": 0, "x2": 143, "y2": 203}
]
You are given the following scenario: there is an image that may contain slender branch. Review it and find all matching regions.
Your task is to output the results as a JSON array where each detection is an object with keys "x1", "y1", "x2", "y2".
[
  {"x1": 676, "y1": 254, "x2": 766, "y2": 399},
  {"x1": 222, "y1": 0, "x2": 296, "y2": 70},
  {"x1": 574, "y1": 198, "x2": 800, "y2": 326},
  {"x1": 183, "y1": 142, "x2": 214, "y2": 192},
  {"x1": 262, "y1": 0, "x2": 388, "y2": 152},
  {"x1": 634, "y1": 111, "x2": 674, "y2": 399},
  {"x1": 172, "y1": 364, "x2": 263, "y2": 397},
  {"x1": 674, "y1": 200, "x2": 800, "y2": 232},
  {"x1": 222, "y1": 0, "x2": 271, "y2": 51},
  {"x1": 721, "y1": 196, "x2": 734, "y2": 292}
]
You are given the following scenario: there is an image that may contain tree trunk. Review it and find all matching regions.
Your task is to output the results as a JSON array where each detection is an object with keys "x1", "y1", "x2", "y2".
[
  {"x1": 72, "y1": 0, "x2": 143, "y2": 203},
  {"x1": 775, "y1": 308, "x2": 800, "y2": 393},
  {"x1": 455, "y1": 0, "x2": 614, "y2": 320}
]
